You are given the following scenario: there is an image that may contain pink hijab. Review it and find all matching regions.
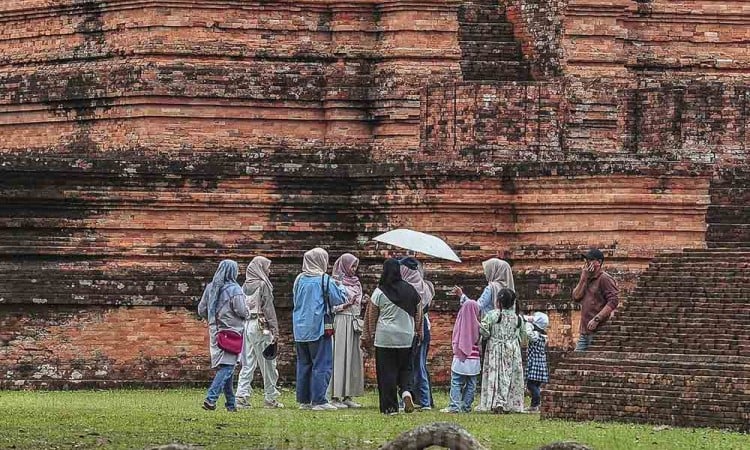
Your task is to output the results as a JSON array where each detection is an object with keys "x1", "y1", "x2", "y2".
[
  {"x1": 400, "y1": 265, "x2": 434, "y2": 309},
  {"x1": 332, "y1": 253, "x2": 362, "y2": 304},
  {"x1": 452, "y1": 299, "x2": 481, "y2": 362}
]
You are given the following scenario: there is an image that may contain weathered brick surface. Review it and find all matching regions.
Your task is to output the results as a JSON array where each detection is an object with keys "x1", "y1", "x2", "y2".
[
  {"x1": 0, "y1": 0, "x2": 748, "y2": 397},
  {"x1": 544, "y1": 249, "x2": 750, "y2": 431}
]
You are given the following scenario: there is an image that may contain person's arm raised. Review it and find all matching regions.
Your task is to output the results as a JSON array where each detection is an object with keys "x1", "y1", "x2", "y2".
[{"x1": 572, "y1": 262, "x2": 590, "y2": 301}]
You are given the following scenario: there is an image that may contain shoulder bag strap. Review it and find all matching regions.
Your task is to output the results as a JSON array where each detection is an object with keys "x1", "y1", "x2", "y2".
[{"x1": 321, "y1": 274, "x2": 331, "y2": 314}]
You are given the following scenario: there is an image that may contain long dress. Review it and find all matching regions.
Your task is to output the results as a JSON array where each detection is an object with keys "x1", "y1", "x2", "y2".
[
  {"x1": 475, "y1": 308, "x2": 527, "y2": 413},
  {"x1": 329, "y1": 286, "x2": 365, "y2": 399}
]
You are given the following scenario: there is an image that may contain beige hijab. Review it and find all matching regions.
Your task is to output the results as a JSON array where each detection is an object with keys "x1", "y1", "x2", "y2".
[
  {"x1": 482, "y1": 258, "x2": 514, "y2": 308},
  {"x1": 302, "y1": 247, "x2": 329, "y2": 276},
  {"x1": 244, "y1": 256, "x2": 273, "y2": 293}
]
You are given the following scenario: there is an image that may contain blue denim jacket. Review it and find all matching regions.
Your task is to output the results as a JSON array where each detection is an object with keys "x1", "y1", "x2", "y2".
[
  {"x1": 461, "y1": 286, "x2": 494, "y2": 316},
  {"x1": 292, "y1": 274, "x2": 347, "y2": 342}
]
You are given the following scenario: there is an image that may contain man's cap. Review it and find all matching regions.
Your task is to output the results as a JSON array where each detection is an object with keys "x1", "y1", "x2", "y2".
[
  {"x1": 581, "y1": 248, "x2": 605, "y2": 261},
  {"x1": 262, "y1": 342, "x2": 277, "y2": 360},
  {"x1": 397, "y1": 256, "x2": 420, "y2": 270}
]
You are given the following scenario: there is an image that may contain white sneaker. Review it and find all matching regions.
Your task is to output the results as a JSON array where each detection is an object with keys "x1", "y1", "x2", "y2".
[
  {"x1": 311, "y1": 402, "x2": 338, "y2": 411},
  {"x1": 298, "y1": 403, "x2": 312, "y2": 410},
  {"x1": 401, "y1": 391, "x2": 415, "y2": 413},
  {"x1": 264, "y1": 400, "x2": 285, "y2": 409},
  {"x1": 330, "y1": 401, "x2": 348, "y2": 409},
  {"x1": 343, "y1": 399, "x2": 362, "y2": 408}
]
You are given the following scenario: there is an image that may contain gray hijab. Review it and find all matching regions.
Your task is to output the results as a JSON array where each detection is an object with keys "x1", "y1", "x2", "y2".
[
  {"x1": 482, "y1": 258, "x2": 514, "y2": 309},
  {"x1": 244, "y1": 256, "x2": 273, "y2": 293},
  {"x1": 207, "y1": 259, "x2": 240, "y2": 322}
]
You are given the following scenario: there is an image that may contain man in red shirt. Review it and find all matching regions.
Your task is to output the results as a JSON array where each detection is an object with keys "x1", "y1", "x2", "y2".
[{"x1": 572, "y1": 248, "x2": 619, "y2": 351}]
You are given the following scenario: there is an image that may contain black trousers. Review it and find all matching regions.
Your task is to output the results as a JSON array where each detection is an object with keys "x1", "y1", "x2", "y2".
[{"x1": 375, "y1": 345, "x2": 414, "y2": 414}]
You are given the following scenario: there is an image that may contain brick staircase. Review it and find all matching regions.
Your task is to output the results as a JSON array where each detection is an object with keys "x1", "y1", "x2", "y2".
[
  {"x1": 458, "y1": 1, "x2": 531, "y2": 81},
  {"x1": 707, "y1": 168, "x2": 750, "y2": 248},
  {"x1": 544, "y1": 249, "x2": 750, "y2": 431}
]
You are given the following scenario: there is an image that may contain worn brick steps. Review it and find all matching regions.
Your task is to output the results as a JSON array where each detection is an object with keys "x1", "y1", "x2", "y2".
[
  {"x1": 551, "y1": 354, "x2": 750, "y2": 374},
  {"x1": 595, "y1": 343, "x2": 750, "y2": 355},
  {"x1": 625, "y1": 292, "x2": 750, "y2": 301},
  {"x1": 459, "y1": 41, "x2": 523, "y2": 59},
  {"x1": 547, "y1": 247, "x2": 750, "y2": 430},
  {"x1": 459, "y1": 61, "x2": 531, "y2": 81},
  {"x1": 548, "y1": 383, "x2": 747, "y2": 405},
  {"x1": 456, "y1": 0, "x2": 528, "y2": 82},
  {"x1": 623, "y1": 301, "x2": 748, "y2": 310},
  {"x1": 609, "y1": 324, "x2": 750, "y2": 334}
]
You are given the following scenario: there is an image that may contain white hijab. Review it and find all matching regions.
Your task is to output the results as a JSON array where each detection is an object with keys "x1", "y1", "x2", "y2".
[{"x1": 302, "y1": 247, "x2": 329, "y2": 276}]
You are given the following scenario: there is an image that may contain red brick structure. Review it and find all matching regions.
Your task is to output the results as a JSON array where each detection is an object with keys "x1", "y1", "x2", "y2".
[{"x1": 0, "y1": 0, "x2": 747, "y2": 421}]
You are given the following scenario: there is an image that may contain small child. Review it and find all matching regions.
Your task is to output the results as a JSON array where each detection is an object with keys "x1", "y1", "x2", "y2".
[
  {"x1": 524, "y1": 312, "x2": 549, "y2": 413},
  {"x1": 441, "y1": 299, "x2": 481, "y2": 413},
  {"x1": 475, "y1": 288, "x2": 527, "y2": 413}
]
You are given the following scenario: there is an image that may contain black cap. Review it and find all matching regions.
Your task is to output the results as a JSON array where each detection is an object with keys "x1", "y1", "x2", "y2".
[
  {"x1": 262, "y1": 342, "x2": 277, "y2": 360},
  {"x1": 581, "y1": 248, "x2": 605, "y2": 261},
  {"x1": 397, "y1": 256, "x2": 420, "y2": 270}
]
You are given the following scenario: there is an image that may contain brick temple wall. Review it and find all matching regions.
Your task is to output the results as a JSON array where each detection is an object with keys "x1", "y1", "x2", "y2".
[{"x1": 0, "y1": 0, "x2": 748, "y2": 389}]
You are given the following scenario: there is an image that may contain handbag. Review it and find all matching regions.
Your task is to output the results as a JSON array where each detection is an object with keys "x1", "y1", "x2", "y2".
[
  {"x1": 322, "y1": 274, "x2": 335, "y2": 337},
  {"x1": 214, "y1": 285, "x2": 244, "y2": 354},
  {"x1": 217, "y1": 329, "x2": 243, "y2": 354},
  {"x1": 352, "y1": 317, "x2": 364, "y2": 334}
]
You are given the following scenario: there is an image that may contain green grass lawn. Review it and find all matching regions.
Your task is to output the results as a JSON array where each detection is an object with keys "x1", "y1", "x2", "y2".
[{"x1": 0, "y1": 388, "x2": 746, "y2": 450}]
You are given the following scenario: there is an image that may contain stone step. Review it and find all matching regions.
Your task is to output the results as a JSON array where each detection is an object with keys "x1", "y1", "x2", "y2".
[
  {"x1": 624, "y1": 296, "x2": 749, "y2": 304},
  {"x1": 630, "y1": 287, "x2": 750, "y2": 295},
  {"x1": 459, "y1": 60, "x2": 531, "y2": 81},
  {"x1": 552, "y1": 355, "x2": 750, "y2": 376},
  {"x1": 548, "y1": 378, "x2": 748, "y2": 399},
  {"x1": 458, "y1": 22, "x2": 516, "y2": 39},
  {"x1": 545, "y1": 388, "x2": 748, "y2": 415},
  {"x1": 707, "y1": 242, "x2": 750, "y2": 248},
  {"x1": 459, "y1": 41, "x2": 522, "y2": 60},
  {"x1": 609, "y1": 323, "x2": 750, "y2": 333},
  {"x1": 590, "y1": 345, "x2": 749, "y2": 357}
]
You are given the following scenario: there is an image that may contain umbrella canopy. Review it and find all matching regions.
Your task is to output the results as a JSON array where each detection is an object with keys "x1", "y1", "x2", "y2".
[{"x1": 373, "y1": 229, "x2": 461, "y2": 263}]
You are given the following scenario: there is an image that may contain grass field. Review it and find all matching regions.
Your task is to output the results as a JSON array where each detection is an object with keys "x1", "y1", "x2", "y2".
[{"x1": 0, "y1": 388, "x2": 747, "y2": 449}]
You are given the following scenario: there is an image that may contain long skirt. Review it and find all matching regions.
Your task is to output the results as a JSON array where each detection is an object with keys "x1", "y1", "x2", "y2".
[
  {"x1": 475, "y1": 338, "x2": 525, "y2": 413},
  {"x1": 328, "y1": 313, "x2": 364, "y2": 398}
]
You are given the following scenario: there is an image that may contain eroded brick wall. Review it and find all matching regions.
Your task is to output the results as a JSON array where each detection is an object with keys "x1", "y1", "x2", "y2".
[{"x1": 0, "y1": 0, "x2": 748, "y2": 389}]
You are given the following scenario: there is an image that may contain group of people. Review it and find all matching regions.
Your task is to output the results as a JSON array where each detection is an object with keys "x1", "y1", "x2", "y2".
[{"x1": 197, "y1": 246, "x2": 619, "y2": 415}]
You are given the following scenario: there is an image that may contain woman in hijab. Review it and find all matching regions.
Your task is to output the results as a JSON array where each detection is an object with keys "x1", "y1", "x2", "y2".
[
  {"x1": 399, "y1": 257, "x2": 434, "y2": 410},
  {"x1": 451, "y1": 258, "x2": 515, "y2": 316},
  {"x1": 292, "y1": 248, "x2": 348, "y2": 411},
  {"x1": 236, "y1": 256, "x2": 283, "y2": 409},
  {"x1": 328, "y1": 253, "x2": 365, "y2": 409},
  {"x1": 198, "y1": 259, "x2": 250, "y2": 412},
  {"x1": 362, "y1": 258, "x2": 423, "y2": 415}
]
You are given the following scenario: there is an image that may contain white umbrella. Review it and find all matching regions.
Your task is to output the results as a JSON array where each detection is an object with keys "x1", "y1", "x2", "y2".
[{"x1": 372, "y1": 228, "x2": 461, "y2": 263}]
